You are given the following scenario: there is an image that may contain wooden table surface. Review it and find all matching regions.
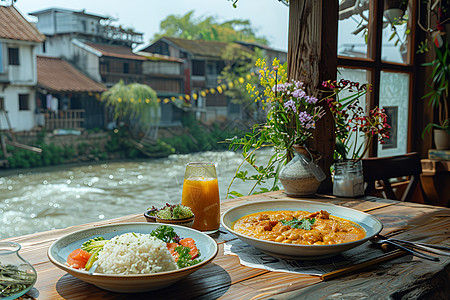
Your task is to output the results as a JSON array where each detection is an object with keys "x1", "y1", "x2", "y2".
[{"x1": 3, "y1": 191, "x2": 450, "y2": 299}]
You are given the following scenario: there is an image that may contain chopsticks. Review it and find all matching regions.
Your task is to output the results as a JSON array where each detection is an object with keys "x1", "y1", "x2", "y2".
[{"x1": 320, "y1": 250, "x2": 405, "y2": 281}]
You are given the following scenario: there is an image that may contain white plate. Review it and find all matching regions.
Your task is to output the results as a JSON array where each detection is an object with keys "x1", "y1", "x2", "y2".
[
  {"x1": 47, "y1": 222, "x2": 218, "y2": 293},
  {"x1": 221, "y1": 199, "x2": 383, "y2": 259}
]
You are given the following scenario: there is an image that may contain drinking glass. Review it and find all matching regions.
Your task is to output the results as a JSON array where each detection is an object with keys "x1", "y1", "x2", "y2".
[{"x1": 181, "y1": 162, "x2": 220, "y2": 234}]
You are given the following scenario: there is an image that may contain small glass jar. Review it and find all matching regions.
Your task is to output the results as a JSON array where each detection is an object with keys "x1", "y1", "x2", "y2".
[
  {"x1": 0, "y1": 242, "x2": 37, "y2": 300},
  {"x1": 333, "y1": 160, "x2": 364, "y2": 197},
  {"x1": 181, "y1": 162, "x2": 220, "y2": 234}
]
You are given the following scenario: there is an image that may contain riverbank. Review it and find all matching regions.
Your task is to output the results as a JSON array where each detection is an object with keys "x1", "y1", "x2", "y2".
[{"x1": 1, "y1": 117, "x2": 245, "y2": 170}]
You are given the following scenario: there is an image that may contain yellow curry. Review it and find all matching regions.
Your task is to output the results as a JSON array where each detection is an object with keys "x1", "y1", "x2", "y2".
[{"x1": 233, "y1": 210, "x2": 365, "y2": 245}]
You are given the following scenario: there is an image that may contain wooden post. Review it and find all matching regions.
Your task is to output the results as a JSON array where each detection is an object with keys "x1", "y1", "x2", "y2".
[{"x1": 287, "y1": 0, "x2": 338, "y2": 192}]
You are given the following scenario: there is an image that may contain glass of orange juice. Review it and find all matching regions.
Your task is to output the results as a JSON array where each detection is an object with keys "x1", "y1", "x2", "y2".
[{"x1": 181, "y1": 162, "x2": 220, "y2": 234}]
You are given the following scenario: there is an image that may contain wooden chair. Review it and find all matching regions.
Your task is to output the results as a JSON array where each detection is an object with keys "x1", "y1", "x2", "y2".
[{"x1": 362, "y1": 152, "x2": 430, "y2": 204}]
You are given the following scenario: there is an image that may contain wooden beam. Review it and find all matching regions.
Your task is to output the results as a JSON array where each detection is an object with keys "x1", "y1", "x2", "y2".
[
  {"x1": 5, "y1": 140, "x2": 42, "y2": 153},
  {"x1": 287, "y1": 0, "x2": 338, "y2": 192}
]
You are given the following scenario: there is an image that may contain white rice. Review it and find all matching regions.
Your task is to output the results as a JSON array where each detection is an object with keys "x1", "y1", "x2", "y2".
[{"x1": 96, "y1": 232, "x2": 177, "y2": 275}]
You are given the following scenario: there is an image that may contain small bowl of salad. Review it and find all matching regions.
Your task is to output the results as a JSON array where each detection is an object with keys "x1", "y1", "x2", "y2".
[{"x1": 144, "y1": 204, "x2": 195, "y2": 228}]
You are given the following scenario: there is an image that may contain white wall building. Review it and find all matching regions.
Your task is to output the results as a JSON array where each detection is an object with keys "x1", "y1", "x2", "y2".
[{"x1": 0, "y1": 5, "x2": 45, "y2": 132}]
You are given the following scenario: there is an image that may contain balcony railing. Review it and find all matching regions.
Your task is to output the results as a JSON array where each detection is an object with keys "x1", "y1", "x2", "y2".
[{"x1": 40, "y1": 109, "x2": 85, "y2": 130}]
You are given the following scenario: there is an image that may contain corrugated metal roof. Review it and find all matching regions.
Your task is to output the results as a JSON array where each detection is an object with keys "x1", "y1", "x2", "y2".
[
  {"x1": 0, "y1": 5, "x2": 45, "y2": 43},
  {"x1": 84, "y1": 42, "x2": 146, "y2": 60},
  {"x1": 37, "y1": 56, "x2": 106, "y2": 93}
]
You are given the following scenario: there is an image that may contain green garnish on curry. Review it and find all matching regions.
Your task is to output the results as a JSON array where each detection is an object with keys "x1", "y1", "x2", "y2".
[{"x1": 280, "y1": 218, "x2": 316, "y2": 230}]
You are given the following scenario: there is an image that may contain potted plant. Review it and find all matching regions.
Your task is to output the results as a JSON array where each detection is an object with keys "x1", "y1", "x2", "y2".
[
  {"x1": 384, "y1": 0, "x2": 408, "y2": 25},
  {"x1": 226, "y1": 58, "x2": 325, "y2": 197},
  {"x1": 421, "y1": 43, "x2": 450, "y2": 150},
  {"x1": 322, "y1": 79, "x2": 391, "y2": 197}
]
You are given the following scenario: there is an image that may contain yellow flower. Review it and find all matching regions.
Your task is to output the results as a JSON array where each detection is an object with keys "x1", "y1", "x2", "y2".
[
  {"x1": 118, "y1": 98, "x2": 122, "y2": 103},
  {"x1": 145, "y1": 98, "x2": 150, "y2": 103}
]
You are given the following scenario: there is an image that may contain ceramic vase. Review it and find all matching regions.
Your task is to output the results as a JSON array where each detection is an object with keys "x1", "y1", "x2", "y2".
[
  {"x1": 332, "y1": 160, "x2": 364, "y2": 197},
  {"x1": 279, "y1": 145, "x2": 321, "y2": 197},
  {"x1": 434, "y1": 129, "x2": 450, "y2": 150}
]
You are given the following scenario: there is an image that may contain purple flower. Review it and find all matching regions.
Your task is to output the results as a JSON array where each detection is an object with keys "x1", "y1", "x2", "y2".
[
  {"x1": 272, "y1": 83, "x2": 287, "y2": 92},
  {"x1": 305, "y1": 96, "x2": 318, "y2": 104},
  {"x1": 298, "y1": 111, "x2": 315, "y2": 129},
  {"x1": 283, "y1": 99, "x2": 297, "y2": 113},
  {"x1": 292, "y1": 89, "x2": 306, "y2": 99},
  {"x1": 293, "y1": 80, "x2": 303, "y2": 89}
]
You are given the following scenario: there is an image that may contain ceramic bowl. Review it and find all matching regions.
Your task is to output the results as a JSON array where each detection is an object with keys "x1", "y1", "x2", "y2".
[
  {"x1": 144, "y1": 211, "x2": 195, "y2": 228},
  {"x1": 47, "y1": 223, "x2": 218, "y2": 293},
  {"x1": 221, "y1": 199, "x2": 383, "y2": 259}
]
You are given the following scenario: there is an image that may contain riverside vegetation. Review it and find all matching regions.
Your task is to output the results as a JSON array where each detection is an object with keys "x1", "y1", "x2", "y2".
[{"x1": 1, "y1": 115, "x2": 243, "y2": 169}]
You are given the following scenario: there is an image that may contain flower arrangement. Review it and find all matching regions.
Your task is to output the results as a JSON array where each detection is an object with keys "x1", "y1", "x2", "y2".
[
  {"x1": 226, "y1": 58, "x2": 325, "y2": 197},
  {"x1": 322, "y1": 79, "x2": 391, "y2": 161}
]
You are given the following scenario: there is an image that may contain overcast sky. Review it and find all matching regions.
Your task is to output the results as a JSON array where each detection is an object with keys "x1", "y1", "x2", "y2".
[{"x1": 13, "y1": 0, "x2": 289, "y2": 51}]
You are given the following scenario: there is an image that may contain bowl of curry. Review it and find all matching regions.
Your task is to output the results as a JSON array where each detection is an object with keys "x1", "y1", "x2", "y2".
[{"x1": 221, "y1": 199, "x2": 383, "y2": 259}]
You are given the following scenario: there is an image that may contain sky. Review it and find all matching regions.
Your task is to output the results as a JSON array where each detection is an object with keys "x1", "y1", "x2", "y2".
[{"x1": 13, "y1": 0, "x2": 289, "y2": 51}]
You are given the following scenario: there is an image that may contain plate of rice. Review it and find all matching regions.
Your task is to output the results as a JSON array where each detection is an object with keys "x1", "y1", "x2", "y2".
[{"x1": 47, "y1": 222, "x2": 218, "y2": 293}]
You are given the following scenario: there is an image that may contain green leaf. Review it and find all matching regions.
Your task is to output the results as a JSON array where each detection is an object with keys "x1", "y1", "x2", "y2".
[{"x1": 280, "y1": 218, "x2": 316, "y2": 230}]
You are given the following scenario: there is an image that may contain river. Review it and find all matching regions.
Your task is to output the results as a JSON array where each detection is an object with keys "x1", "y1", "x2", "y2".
[{"x1": 0, "y1": 149, "x2": 277, "y2": 239}]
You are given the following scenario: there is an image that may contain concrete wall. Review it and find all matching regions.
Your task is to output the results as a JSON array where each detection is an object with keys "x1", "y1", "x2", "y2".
[
  {"x1": 0, "y1": 85, "x2": 37, "y2": 132},
  {"x1": 0, "y1": 41, "x2": 37, "y2": 85}
]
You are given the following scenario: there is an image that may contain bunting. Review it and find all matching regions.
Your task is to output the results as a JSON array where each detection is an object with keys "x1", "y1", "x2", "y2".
[{"x1": 94, "y1": 72, "x2": 256, "y2": 105}]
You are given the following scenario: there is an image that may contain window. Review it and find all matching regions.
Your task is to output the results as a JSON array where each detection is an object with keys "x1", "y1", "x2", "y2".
[
  {"x1": 192, "y1": 60, "x2": 205, "y2": 76},
  {"x1": 123, "y1": 62, "x2": 129, "y2": 74},
  {"x1": 8, "y1": 48, "x2": 19, "y2": 65},
  {"x1": 19, "y1": 94, "x2": 30, "y2": 111},
  {"x1": 42, "y1": 41, "x2": 46, "y2": 53},
  {"x1": 0, "y1": 97, "x2": 4, "y2": 111},
  {"x1": 337, "y1": 0, "x2": 416, "y2": 157},
  {"x1": 100, "y1": 61, "x2": 109, "y2": 73}
]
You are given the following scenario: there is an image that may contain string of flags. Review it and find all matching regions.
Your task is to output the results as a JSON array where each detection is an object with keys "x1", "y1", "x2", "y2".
[{"x1": 91, "y1": 72, "x2": 255, "y2": 105}]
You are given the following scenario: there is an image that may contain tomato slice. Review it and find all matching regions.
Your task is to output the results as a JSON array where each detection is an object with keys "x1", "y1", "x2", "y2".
[
  {"x1": 67, "y1": 249, "x2": 91, "y2": 269},
  {"x1": 179, "y1": 238, "x2": 199, "y2": 259}
]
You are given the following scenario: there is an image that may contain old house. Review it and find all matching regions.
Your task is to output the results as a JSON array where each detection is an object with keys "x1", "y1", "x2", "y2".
[
  {"x1": 30, "y1": 8, "x2": 185, "y2": 127},
  {"x1": 140, "y1": 37, "x2": 287, "y2": 124},
  {"x1": 0, "y1": 5, "x2": 44, "y2": 132},
  {"x1": 36, "y1": 56, "x2": 106, "y2": 130}
]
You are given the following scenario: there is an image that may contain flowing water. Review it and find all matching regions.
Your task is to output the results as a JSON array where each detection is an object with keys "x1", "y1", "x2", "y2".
[{"x1": 0, "y1": 149, "x2": 276, "y2": 239}]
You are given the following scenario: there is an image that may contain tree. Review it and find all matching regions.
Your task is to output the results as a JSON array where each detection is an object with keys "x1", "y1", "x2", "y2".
[
  {"x1": 101, "y1": 80, "x2": 159, "y2": 132},
  {"x1": 152, "y1": 10, "x2": 268, "y2": 44},
  {"x1": 218, "y1": 44, "x2": 263, "y2": 120}
]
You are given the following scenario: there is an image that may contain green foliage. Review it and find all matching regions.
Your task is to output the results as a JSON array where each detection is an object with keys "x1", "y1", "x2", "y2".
[
  {"x1": 152, "y1": 10, "x2": 268, "y2": 44},
  {"x1": 101, "y1": 80, "x2": 159, "y2": 128},
  {"x1": 218, "y1": 45, "x2": 262, "y2": 114},
  {"x1": 226, "y1": 58, "x2": 324, "y2": 197},
  {"x1": 421, "y1": 43, "x2": 450, "y2": 137},
  {"x1": 5, "y1": 143, "x2": 76, "y2": 169}
]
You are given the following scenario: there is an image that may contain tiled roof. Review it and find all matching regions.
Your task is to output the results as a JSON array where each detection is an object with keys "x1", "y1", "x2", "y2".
[
  {"x1": 0, "y1": 5, "x2": 45, "y2": 42},
  {"x1": 37, "y1": 56, "x2": 106, "y2": 93},
  {"x1": 84, "y1": 42, "x2": 146, "y2": 60},
  {"x1": 162, "y1": 37, "x2": 253, "y2": 58},
  {"x1": 137, "y1": 52, "x2": 184, "y2": 63}
]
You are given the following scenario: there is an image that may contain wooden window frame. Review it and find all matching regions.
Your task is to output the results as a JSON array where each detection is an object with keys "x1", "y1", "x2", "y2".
[
  {"x1": 19, "y1": 94, "x2": 30, "y2": 111},
  {"x1": 8, "y1": 47, "x2": 19, "y2": 66},
  {"x1": 337, "y1": 0, "x2": 418, "y2": 156}
]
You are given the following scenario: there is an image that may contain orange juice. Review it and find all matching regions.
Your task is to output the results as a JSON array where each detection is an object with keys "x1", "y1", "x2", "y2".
[{"x1": 181, "y1": 176, "x2": 220, "y2": 232}]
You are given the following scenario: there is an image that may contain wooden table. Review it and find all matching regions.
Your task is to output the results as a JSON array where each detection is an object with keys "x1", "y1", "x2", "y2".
[{"x1": 3, "y1": 191, "x2": 450, "y2": 299}]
